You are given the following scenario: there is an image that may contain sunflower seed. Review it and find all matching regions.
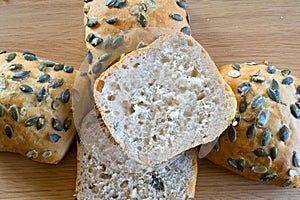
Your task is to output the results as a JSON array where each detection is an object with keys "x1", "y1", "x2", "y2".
[
  {"x1": 37, "y1": 73, "x2": 50, "y2": 83},
  {"x1": 42, "y1": 150, "x2": 53, "y2": 158},
  {"x1": 297, "y1": 85, "x2": 300, "y2": 95},
  {"x1": 147, "y1": 0, "x2": 157, "y2": 8},
  {"x1": 83, "y1": 5, "x2": 90, "y2": 14},
  {"x1": 37, "y1": 115, "x2": 46, "y2": 130},
  {"x1": 281, "y1": 69, "x2": 291, "y2": 76},
  {"x1": 279, "y1": 125, "x2": 290, "y2": 142},
  {"x1": 232, "y1": 63, "x2": 241, "y2": 71},
  {"x1": 91, "y1": 37, "x2": 103, "y2": 47},
  {"x1": 232, "y1": 111, "x2": 242, "y2": 126},
  {"x1": 237, "y1": 159, "x2": 246, "y2": 172},
  {"x1": 186, "y1": 13, "x2": 191, "y2": 24},
  {"x1": 5, "y1": 125, "x2": 13, "y2": 139},
  {"x1": 0, "y1": 50, "x2": 7, "y2": 54},
  {"x1": 289, "y1": 168, "x2": 299, "y2": 177},
  {"x1": 245, "y1": 62, "x2": 258, "y2": 66},
  {"x1": 290, "y1": 104, "x2": 300, "y2": 119},
  {"x1": 267, "y1": 65, "x2": 276, "y2": 74},
  {"x1": 251, "y1": 95, "x2": 265, "y2": 110},
  {"x1": 257, "y1": 109, "x2": 270, "y2": 127},
  {"x1": 87, "y1": 18, "x2": 98, "y2": 28},
  {"x1": 23, "y1": 52, "x2": 37, "y2": 61},
  {"x1": 25, "y1": 116, "x2": 38, "y2": 127},
  {"x1": 86, "y1": 32, "x2": 95, "y2": 42},
  {"x1": 251, "y1": 165, "x2": 268, "y2": 174},
  {"x1": 86, "y1": 49, "x2": 93, "y2": 64},
  {"x1": 293, "y1": 151, "x2": 300, "y2": 167},
  {"x1": 262, "y1": 129, "x2": 271, "y2": 146},
  {"x1": 63, "y1": 65, "x2": 74, "y2": 73},
  {"x1": 111, "y1": 35, "x2": 125, "y2": 49},
  {"x1": 261, "y1": 173, "x2": 278, "y2": 182},
  {"x1": 37, "y1": 87, "x2": 47, "y2": 102},
  {"x1": 152, "y1": 175, "x2": 164, "y2": 191},
  {"x1": 142, "y1": 3, "x2": 148, "y2": 12},
  {"x1": 270, "y1": 147, "x2": 279, "y2": 161},
  {"x1": 176, "y1": 0, "x2": 187, "y2": 9},
  {"x1": 106, "y1": 16, "x2": 119, "y2": 24},
  {"x1": 80, "y1": 71, "x2": 87, "y2": 76},
  {"x1": 113, "y1": 0, "x2": 127, "y2": 8},
  {"x1": 49, "y1": 78, "x2": 64, "y2": 88},
  {"x1": 52, "y1": 118, "x2": 63, "y2": 131},
  {"x1": 0, "y1": 77, "x2": 7, "y2": 89},
  {"x1": 254, "y1": 147, "x2": 269, "y2": 157},
  {"x1": 238, "y1": 82, "x2": 252, "y2": 96},
  {"x1": 61, "y1": 89, "x2": 70, "y2": 103},
  {"x1": 19, "y1": 84, "x2": 34, "y2": 93},
  {"x1": 282, "y1": 179, "x2": 293, "y2": 187},
  {"x1": 53, "y1": 63, "x2": 64, "y2": 71},
  {"x1": 99, "y1": 53, "x2": 111, "y2": 62},
  {"x1": 227, "y1": 158, "x2": 238, "y2": 169},
  {"x1": 282, "y1": 77, "x2": 294, "y2": 85},
  {"x1": 26, "y1": 149, "x2": 38, "y2": 159},
  {"x1": 267, "y1": 88, "x2": 280, "y2": 103},
  {"x1": 105, "y1": 0, "x2": 117, "y2": 6},
  {"x1": 9, "y1": 105, "x2": 19, "y2": 122},
  {"x1": 49, "y1": 133, "x2": 61, "y2": 143},
  {"x1": 251, "y1": 75, "x2": 265, "y2": 83},
  {"x1": 0, "y1": 103, "x2": 5, "y2": 117},
  {"x1": 228, "y1": 70, "x2": 240, "y2": 78},
  {"x1": 136, "y1": 41, "x2": 148, "y2": 49},
  {"x1": 180, "y1": 26, "x2": 191, "y2": 35},
  {"x1": 51, "y1": 97, "x2": 62, "y2": 110},
  {"x1": 138, "y1": 13, "x2": 148, "y2": 28},
  {"x1": 169, "y1": 13, "x2": 183, "y2": 21},
  {"x1": 246, "y1": 124, "x2": 256, "y2": 139},
  {"x1": 40, "y1": 61, "x2": 55, "y2": 68},
  {"x1": 8, "y1": 64, "x2": 22, "y2": 70},
  {"x1": 5, "y1": 53, "x2": 16, "y2": 62},
  {"x1": 228, "y1": 125, "x2": 237, "y2": 142},
  {"x1": 239, "y1": 100, "x2": 248, "y2": 113},
  {"x1": 213, "y1": 137, "x2": 220, "y2": 152},
  {"x1": 11, "y1": 71, "x2": 30, "y2": 81},
  {"x1": 92, "y1": 61, "x2": 102, "y2": 74},
  {"x1": 63, "y1": 118, "x2": 72, "y2": 131},
  {"x1": 102, "y1": 35, "x2": 111, "y2": 49}
]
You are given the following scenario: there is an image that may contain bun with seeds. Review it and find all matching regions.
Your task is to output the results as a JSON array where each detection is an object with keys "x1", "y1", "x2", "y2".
[
  {"x1": 206, "y1": 62, "x2": 300, "y2": 187},
  {"x1": 84, "y1": 0, "x2": 191, "y2": 77},
  {"x1": 0, "y1": 51, "x2": 90, "y2": 164}
]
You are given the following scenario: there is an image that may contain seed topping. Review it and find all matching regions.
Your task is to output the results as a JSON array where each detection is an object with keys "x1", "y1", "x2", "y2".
[
  {"x1": 228, "y1": 125, "x2": 237, "y2": 142},
  {"x1": 246, "y1": 124, "x2": 256, "y2": 139},
  {"x1": 111, "y1": 35, "x2": 125, "y2": 49},
  {"x1": 254, "y1": 147, "x2": 269, "y2": 157},
  {"x1": 37, "y1": 115, "x2": 46, "y2": 130},
  {"x1": 8, "y1": 64, "x2": 22, "y2": 70},
  {"x1": 270, "y1": 147, "x2": 279, "y2": 161},
  {"x1": 5, "y1": 125, "x2": 14, "y2": 139},
  {"x1": 169, "y1": 13, "x2": 183, "y2": 21},
  {"x1": 293, "y1": 151, "x2": 300, "y2": 167},
  {"x1": 9, "y1": 105, "x2": 20, "y2": 122},
  {"x1": 176, "y1": 0, "x2": 187, "y2": 9},
  {"x1": 37, "y1": 73, "x2": 51, "y2": 83},
  {"x1": 25, "y1": 116, "x2": 38, "y2": 127},
  {"x1": 106, "y1": 16, "x2": 119, "y2": 24},
  {"x1": 37, "y1": 87, "x2": 47, "y2": 102},
  {"x1": 138, "y1": 13, "x2": 148, "y2": 27},
  {"x1": 282, "y1": 77, "x2": 294, "y2": 85},
  {"x1": 279, "y1": 125, "x2": 290, "y2": 142},
  {"x1": 251, "y1": 95, "x2": 265, "y2": 110},
  {"x1": 267, "y1": 65, "x2": 276, "y2": 74},
  {"x1": 238, "y1": 82, "x2": 252, "y2": 96},
  {"x1": 61, "y1": 89, "x2": 70, "y2": 103},
  {"x1": 52, "y1": 118, "x2": 63, "y2": 131},
  {"x1": 87, "y1": 18, "x2": 98, "y2": 28},
  {"x1": 5, "y1": 53, "x2": 16, "y2": 62},
  {"x1": 257, "y1": 109, "x2": 270, "y2": 127},
  {"x1": 262, "y1": 129, "x2": 271, "y2": 146},
  {"x1": 49, "y1": 78, "x2": 64, "y2": 88},
  {"x1": 19, "y1": 84, "x2": 34, "y2": 93},
  {"x1": 180, "y1": 26, "x2": 191, "y2": 35},
  {"x1": 11, "y1": 71, "x2": 31, "y2": 81}
]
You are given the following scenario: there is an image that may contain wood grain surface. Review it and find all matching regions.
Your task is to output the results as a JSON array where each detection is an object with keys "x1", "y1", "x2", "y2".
[{"x1": 0, "y1": 0, "x2": 300, "y2": 199}]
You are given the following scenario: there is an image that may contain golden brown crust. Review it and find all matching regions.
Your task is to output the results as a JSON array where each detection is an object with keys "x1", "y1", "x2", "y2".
[
  {"x1": 84, "y1": 0, "x2": 191, "y2": 76},
  {"x1": 207, "y1": 63, "x2": 300, "y2": 187},
  {"x1": 0, "y1": 51, "x2": 90, "y2": 164}
]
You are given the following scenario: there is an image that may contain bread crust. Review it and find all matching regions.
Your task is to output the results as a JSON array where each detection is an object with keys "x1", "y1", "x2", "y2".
[{"x1": 207, "y1": 63, "x2": 300, "y2": 187}]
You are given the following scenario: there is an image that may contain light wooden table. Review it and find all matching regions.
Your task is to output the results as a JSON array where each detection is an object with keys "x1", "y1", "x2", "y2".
[{"x1": 0, "y1": 0, "x2": 300, "y2": 199}]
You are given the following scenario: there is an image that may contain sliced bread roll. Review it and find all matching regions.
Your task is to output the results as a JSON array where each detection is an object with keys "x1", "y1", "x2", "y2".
[
  {"x1": 94, "y1": 33, "x2": 237, "y2": 166},
  {"x1": 75, "y1": 110, "x2": 197, "y2": 200},
  {"x1": 206, "y1": 63, "x2": 300, "y2": 187}
]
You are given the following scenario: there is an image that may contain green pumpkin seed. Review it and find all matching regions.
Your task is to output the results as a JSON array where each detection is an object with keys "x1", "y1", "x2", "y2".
[
  {"x1": 54, "y1": 63, "x2": 64, "y2": 71},
  {"x1": 282, "y1": 77, "x2": 294, "y2": 85},
  {"x1": 5, "y1": 124, "x2": 13, "y2": 139},
  {"x1": 232, "y1": 63, "x2": 241, "y2": 71},
  {"x1": 37, "y1": 73, "x2": 51, "y2": 83},
  {"x1": 151, "y1": 175, "x2": 164, "y2": 191},
  {"x1": 106, "y1": 16, "x2": 119, "y2": 24},
  {"x1": 9, "y1": 105, "x2": 20, "y2": 122},
  {"x1": 87, "y1": 18, "x2": 98, "y2": 28},
  {"x1": 138, "y1": 13, "x2": 148, "y2": 28},
  {"x1": 228, "y1": 70, "x2": 240, "y2": 78},
  {"x1": 61, "y1": 89, "x2": 70, "y2": 103},
  {"x1": 251, "y1": 165, "x2": 268, "y2": 174},
  {"x1": 23, "y1": 52, "x2": 37, "y2": 61},
  {"x1": 176, "y1": 0, "x2": 187, "y2": 9},
  {"x1": 105, "y1": 0, "x2": 117, "y2": 6},
  {"x1": 19, "y1": 84, "x2": 34, "y2": 93},
  {"x1": 49, "y1": 78, "x2": 64, "y2": 88},
  {"x1": 5, "y1": 53, "x2": 16, "y2": 62},
  {"x1": 238, "y1": 82, "x2": 252, "y2": 96},
  {"x1": 213, "y1": 137, "x2": 220, "y2": 152},
  {"x1": 86, "y1": 32, "x2": 95, "y2": 42},
  {"x1": 37, "y1": 115, "x2": 46, "y2": 130},
  {"x1": 237, "y1": 159, "x2": 246, "y2": 172},
  {"x1": 254, "y1": 147, "x2": 269, "y2": 157},
  {"x1": 251, "y1": 95, "x2": 265, "y2": 110},
  {"x1": 37, "y1": 87, "x2": 47, "y2": 102},
  {"x1": 169, "y1": 13, "x2": 183, "y2": 21},
  {"x1": 290, "y1": 104, "x2": 300, "y2": 119},
  {"x1": 257, "y1": 109, "x2": 270, "y2": 127},
  {"x1": 91, "y1": 37, "x2": 102, "y2": 47},
  {"x1": 0, "y1": 50, "x2": 7, "y2": 54},
  {"x1": 267, "y1": 65, "x2": 276, "y2": 74},
  {"x1": 63, "y1": 118, "x2": 72, "y2": 131},
  {"x1": 180, "y1": 26, "x2": 191, "y2": 35},
  {"x1": 261, "y1": 172, "x2": 278, "y2": 182},
  {"x1": 239, "y1": 100, "x2": 248, "y2": 113},
  {"x1": 26, "y1": 149, "x2": 38, "y2": 159},
  {"x1": 262, "y1": 129, "x2": 271, "y2": 146},
  {"x1": 288, "y1": 168, "x2": 299, "y2": 177},
  {"x1": 25, "y1": 116, "x2": 38, "y2": 127},
  {"x1": 279, "y1": 125, "x2": 290, "y2": 142},
  {"x1": 49, "y1": 133, "x2": 61, "y2": 143},
  {"x1": 63, "y1": 65, "x2": 74, "y2": 73},
  {"x1": 92, "y1": 61, "x2": 102, "y2": 74},
  {"x1": 51, "y1": 97, "x2": 62, "y2": 110},
  {"x1": 281, "y1": 69, "x2": 291, "y2": 76},
  {"x1": 246, "y1": 124, "x2": 256, "y2": 139},
  {"x1": 102, "y1": 35, "x2": 111, "y2": 49},
  {"x1": 228, "y1": 125, "x2": 237, "y2": 142},
  {"x1": 227, "y1": 158, "x2": 238, "y2": 169},
  {"x1": 0, "y1": 103, "x2": 5, "y2": 117},
  {"x1": 99, "y1": 52, "x2": 111, "y2": 62},
  {"x1": 146, "y1": 0, "x2": 157, "y2": 8},
  {"x1": 282, "y1": 179, "x2": 293, "y2": 187},
  {"x1": 42, "y1": 150, "x2": 53, "y2": 158},
  {"x1": 12, "y1": 71, "x2": 31, "y2": 81},
  {"x1": 8, "y1": 64, "x2": 22, "y2": 70},
  {"x1": 270, "y1": 147, "x2": 279, "y2": 161},
  {"x1": 267, "y1": 88, "x2": 280, "y2": 103},
  {"x1": 86, "y1": 49, "x2": 93, "y2": 64},
  {"x1": 52, "y1": 118, "x2": 63, "y2": 131},
  {"x1": 0, "y1": 77, "x2": 7, "y2": 89},
  {"x1": 113, "y1": 0, "x2": 127, "y2": 8},
  {"x1": 293, "y1": 151, "x2": 300, "y2": 167}
]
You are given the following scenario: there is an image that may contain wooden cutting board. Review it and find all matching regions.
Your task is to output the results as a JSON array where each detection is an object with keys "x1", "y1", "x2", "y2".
[{"x1": 0, "y1": 0, "x2": 300, "y2": 199}]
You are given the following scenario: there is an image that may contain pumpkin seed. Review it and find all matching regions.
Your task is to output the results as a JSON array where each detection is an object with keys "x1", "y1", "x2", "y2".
[
  {"x1": 257, "y1": 109, "x2": 270, "y2": 127},
  {"x1": 8, "y1": 64, "x2": 22, "y2": 70},
  {"x1": 63, "y1": 118, "x2": 72, "y2": 131},
  {"x1": 136, "y1": 41, "x2": 148, "y2": 49},
  {"x1": 176, "y1": 0, "x2": 187, "y2": 9},
  {"x1": 151, "y1": 175, "x2": 164, "y2": 191},
  {"x1": 49, "y1": 78, "x2": 64, "y2": 88},
  {"x1": 91, "y1": 36, "x2": 102, "y2": 47},
  {"x1": 53, "y1": 64, "x2": 64, "y2": 71},
  {"x1": 288, "y1": 168, "x2": 299, "y2": 177},
  {"x1": 238, "y1": 82, "x2": 252, "y2": 96},
  {"x1": 169, "y1": 13, "x2": 183, "y2": 21},
  {"x1": 42, "y1": 150, "x2": 52, "y2": 158},
  {"x1": 237, "y1": 159, "x2": 246, "y2": 172},
  {"x1": 40, "y1": 61, "x2": 55, "y2": 68},
  {"x1": 86, "y1": 49, "x2": 93, "y2": 64},
  {"x1": 49, "y1": 133, "x2": 61, "y2": 143},
  {"x1": 282, "y1": 179, "x2": 293, "y2": 187},
  {"x1": 251, "y1": 95, "x2": 265, "y2": 110},
  {"x1": 111, "y1": 35, "x2": 125, "y2": 49},
  {"x1": 246, "y1": 124, "x2": 256, "y2": 139},
  {"x1": 92, "y1": 61, "x2": 102, "y2": 74},
  {"x1": 61, "y1": 89, "x2": 70, "y2": 103},
  {"x1": 5, "y1": 53, "x2": 16, "y2": 62},
  {"x1": 227, "y1": 158, "x2": 238, "y2": 169},
  {"x1": 99, "y1": 52, "x2": 111, "y2": 62},
  {"x1": 9, "y1": 105, "x2": 20, "y2": 122},
  {"x1": 25, "y1": 116, "x2": 38, "y2": 127},
  {"x1": 228, "y1": 125, "x2": 237, "y2": 142},
  {"x1": 102, "y1": 35, "x2": 111, "y2": 49},
  {"x1": 262, "y1": 129, "x2": 271, "y2": 146},
  {"x1": 213, "y1": 137, "x2": 220, "y2": 152},
  {"x1": 12, "y1": 71, "x2": 31, "y2": 81},
  {"x1": 105, "y1": 0, "x2": 116, "y2": 6},
  {"x1": 0, "y1": 103, "x2": 5, "y2": 117},
  {"x1": 86, "y1": 32, "x2": 95, "y2": 42},
  {"x1": 5, "y1": 125, "x2": 13, "y2": 139},
  {"x1": 141, "y1": 3, "x2": 148, "y2": 12},
  {"x1": 146, "y1": 0, "x2": 157, "y2": 8},
  {"x1": 23, "y1": 52, "x2": 37, "y2": 61},
  {"x1": 228, "y1": 70, "x2": 240, "y2": 78},
  {"x1": 232, "y1": 111, "x2": 241, "y2": 126},
  {"x1": 138, "y1": 13, "x2": 148, "y2": 28},
  {"x1": 279, "y1": 125, "x2": 290, "y2": 142},
  {"x1": 37, "y1": 73, "x2": 50, "y2": 83},
  {"x1": 267, "y1": 88, "x2": 280, "y2": 103},
  {"x1": 37, "y1": 87, "x2": 47, "y2": 102},
  {"x1": 87, "y1": 18, "x2": 98, "y2": 28},
  {"x1": 282, "y1": 77, "x2": 294, "y2": 85},
  {"x1": 270, "y1": 147, "x2": 279, "y2": 161},
  {"x1": 232, "y1": 63, "x2": 241, "y2": 71},
  {"x1": 239, "y1": 100, "x2": 248, "y2": 113},
  {"x1": 19, "y1": 84, "x2": 34, "y2": 93},
  {"x1": 26, "y1": 149, "x2": 38, "y2": 159},
  {"x1": 37, "y1": 115, "x2": 46, "y2": 130},
  {"x1": 267, "y1": 65, "x2": 276, "y2": 74},
  {"x1": 281, "y1": 69, "x2": 291, "y2": 76},
  {"x1": 0, "y1": 77, "x2": 7, "y2": 89},
  {"x1": 113, "y1": 0, "x2": 127, "y2": 8},
  {"x1": 0, "y1": 50, "x2": 7, "y2": 54},
  {"x1": 254, "y1": 147, "x2": 269, "y2": 157},
  {"x1": 52, "y1": 118, "x2": 63, "y2": 131},
  {"x1": 106, "y1": 16, "x2": 119, "y2": 24},
  {"x1": 296, "y1": 102, "x2": 300, "y2": 109},
  {"x1": 261, "y1": 173, "x2": 278, "y2": 182},
  {"x1": 180, "y1": 26, "x2": 191, "y2": 35},
  {"x1": 251, "y1": 165, "x2": 268, "y2": 174},
  {"x1": 293, "y1": 151, "x2": 300, "y2": 167},
  {"x1": 63, "y1": 65, "x2": 74, "y2": 73},
  {"x1": 290, "y1": 104, "x2": 300, "y2": 119}
]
